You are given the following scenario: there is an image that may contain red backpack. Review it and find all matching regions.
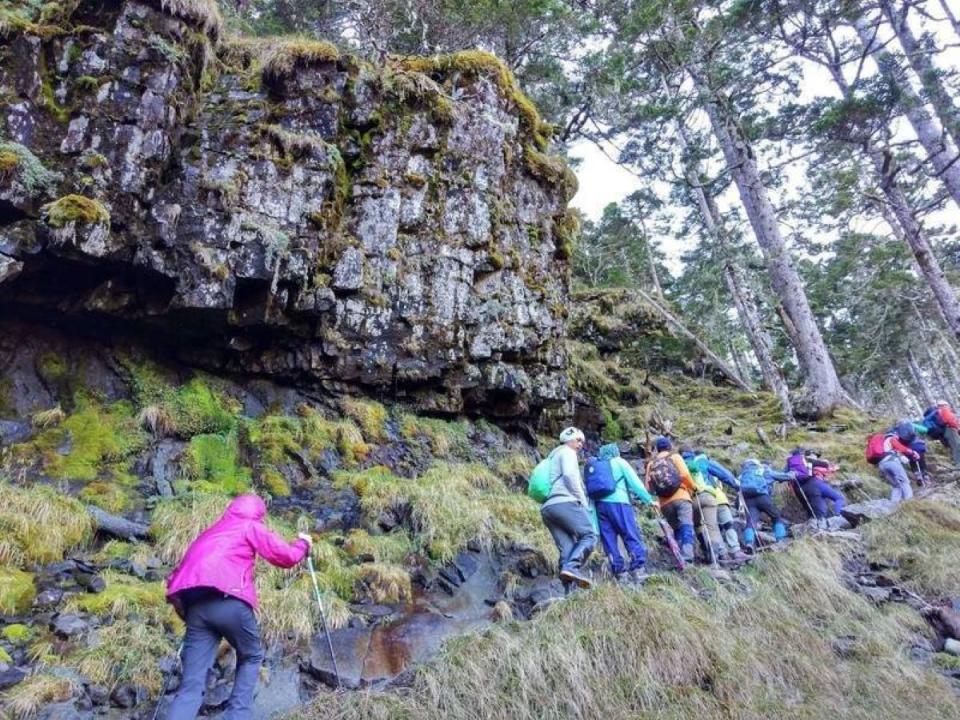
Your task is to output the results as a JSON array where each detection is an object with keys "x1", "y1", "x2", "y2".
[{"x1": 865, "y1": 433, "x2": 886, "y2": 465}]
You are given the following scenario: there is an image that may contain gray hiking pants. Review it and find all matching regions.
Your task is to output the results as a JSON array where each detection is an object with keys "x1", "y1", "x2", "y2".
[
  {"x1": 166, "y1": 588, "x2": 264, "y2": 720},
  {"x1": 541, "y1": 501, "x2": 597, "y2": 574},
  {"x1": 692, "y1": 491, "x2": 726, "y2": 560},
  {"x1": 946, "y1": 427, "x2": 960, "y2": 465},
  {"x1": 879, "y1": 456, "x2": 913, "y2": 504}
]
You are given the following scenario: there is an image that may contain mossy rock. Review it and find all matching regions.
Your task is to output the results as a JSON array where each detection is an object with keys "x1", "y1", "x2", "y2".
[
  {"x1": 41, "y1": 194, "x2": 110, "y2": 228},
  {"x1": 0, "y1": 568, "x2": 36, "y2": 614},
  {"x1": 2, "y1": 623, "x2": 33, "y2": 644}
]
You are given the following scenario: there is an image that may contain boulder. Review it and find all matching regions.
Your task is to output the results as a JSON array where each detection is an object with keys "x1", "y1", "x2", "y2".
[
  {"x1": 52, "y1": 614, "x2": 88, "y2": 638},
  {"x1": 306, "y1": 625, "x2": 369, "y2": 690},
  {"x1": 0, "y1": 667, "x2": 26, "y2": 690},
  {"x1": 841, "y1": 499, "x2": 897, "y2": 527}
]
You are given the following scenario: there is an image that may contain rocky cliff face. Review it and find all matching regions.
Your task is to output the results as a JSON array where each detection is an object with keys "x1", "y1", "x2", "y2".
[{"x1": 0, "y1": 0, "x2": 576, "y2": 419}]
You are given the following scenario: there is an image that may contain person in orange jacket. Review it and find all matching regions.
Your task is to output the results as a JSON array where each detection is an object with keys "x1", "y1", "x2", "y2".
[
  {"x1": 645, "y1": 437, "x2": 697, "y2": 563},
  {"x1": 922, "y1": 400, "x2": 960, "y2": 465}
]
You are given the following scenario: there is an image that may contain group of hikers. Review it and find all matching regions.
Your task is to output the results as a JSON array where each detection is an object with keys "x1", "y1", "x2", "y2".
[
  {"x1": 154, "y1": 402, "x2": 959, "y2": 718},
  {"x1": 531, "y1": 400, "x2": 959, "y2": 590}
]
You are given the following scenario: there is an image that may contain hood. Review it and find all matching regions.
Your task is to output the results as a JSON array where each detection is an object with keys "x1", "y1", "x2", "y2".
[
  {"x1": 598, "y1": 443, "x2": 620, "y2": 461},
  {"x1": 223, "y1": 494, "x2": 267, "y2": 521},
  {"x1": 895, "y1": 420, "x2": 916, "y2": 441},
  {"x1": 741, "y1": 459, "x2": 761, "y2": 472}
]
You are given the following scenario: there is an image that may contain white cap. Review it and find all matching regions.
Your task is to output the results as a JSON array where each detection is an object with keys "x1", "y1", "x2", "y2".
[{"x1": 559, "y1": 427, "x2": 585, "y2": 443}]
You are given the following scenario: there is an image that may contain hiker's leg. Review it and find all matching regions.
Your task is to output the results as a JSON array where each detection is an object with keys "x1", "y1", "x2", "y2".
[
  {"x1": 216, "y1": 597, "x2": 264, "y2": 720},
  {"x1": 696, "y1": 492, "x2": 725, "y2": 560},
  {"x1": 716, "y1": 503, "x2": 741, "y2": 551},
  {"x1": 799, "y1": 479, "x2": 826, "y2": 520},
  {"x1": 880, "y1": 458, "x2": 909, "y2": 503},
  {"x1": 541, "y1": 505, "x2": 576, "y2": 573},
  {"x1": 817, "y1": 481, "x2": 845, "y2": 516},
  {"x1": 610, "y1": 502, "x2": 646, "y2": 571},
  {"x1": 673, "y1": 501, "x2": 695, "y2": 562},
  {"x1": 167, "y1": 595, "x2": 222, "y2": 719},
  {"x1": 743, "y1": 497, "x2": 760, "y2": 547},
  {"x1": 596, "y1": 502, "x2": 625, "y2": 575},
  {"x1": 543, "y1": 503, "x2": 596, "y2": 572},
  {"x1": 945, "y1": 427, "x2": 960, "y2": 465},
  {"x1": 756, "y1": 495, "x2": 786, "y2": 541}
]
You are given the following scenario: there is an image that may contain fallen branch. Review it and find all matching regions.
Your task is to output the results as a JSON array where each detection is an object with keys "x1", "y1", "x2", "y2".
[{"x1": 87, "y1": 505, "x2": 150, "y2": 541}]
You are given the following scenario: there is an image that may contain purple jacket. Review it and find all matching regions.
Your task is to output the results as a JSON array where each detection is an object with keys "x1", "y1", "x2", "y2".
[
  {"x1": 166, "y1": 495, "x2": 309, "y2": 613},
  {"x1": 785, "y1": 453, "x2": 812, "y2": 482}
]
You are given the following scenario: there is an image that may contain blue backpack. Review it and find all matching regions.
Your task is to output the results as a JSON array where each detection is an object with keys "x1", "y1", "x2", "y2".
[
  {"x1": 583, "y1": 457, "x2": 617, "y2": 500},
  {"x1": 739, "y1": 464, "x2": 768, "y2": 498}
]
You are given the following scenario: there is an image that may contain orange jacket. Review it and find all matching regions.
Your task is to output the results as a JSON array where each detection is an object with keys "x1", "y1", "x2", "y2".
[{"x1": 646, "y1": 451, "x2": 696, "y2": 507}]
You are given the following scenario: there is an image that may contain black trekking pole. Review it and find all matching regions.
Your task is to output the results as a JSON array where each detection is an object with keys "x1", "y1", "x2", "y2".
[
  {"x1": 653, "y1": 504, "x2": 686, "y2": 571},
  {"x1": 307, "y1": 555, "x2": 341, "y2": 690},
  {"x1": 693, "y1": 493, "x2": 719, "y2": 567},
  {"x1": 738, "y1": 494, "x2": 766, "y2": 552},
  {"x1": 794, "y1": 480, "x2": 822, "y2": 531}
]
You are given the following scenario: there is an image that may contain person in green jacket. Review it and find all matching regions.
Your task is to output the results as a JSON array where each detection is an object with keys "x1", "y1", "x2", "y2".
[{"x1": 592, "y1": 443, "x2": 657, "y2": 583}]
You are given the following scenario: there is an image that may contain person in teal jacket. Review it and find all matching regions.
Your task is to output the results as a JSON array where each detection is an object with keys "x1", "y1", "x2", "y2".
[{"x1": 592, "y1": 443, "x2": 656, "y2": 582}]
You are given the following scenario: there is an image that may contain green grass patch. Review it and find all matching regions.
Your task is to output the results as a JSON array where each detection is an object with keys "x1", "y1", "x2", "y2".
[
  {"x1": 0, "y1": 567, "x2": 35, "y2": 614},
  {"x1": 63, "y1": 570, "x2": 173, "y2": 625},
  {"x1": 179, "y1": 430, "x2": 252, "y2": 495}
]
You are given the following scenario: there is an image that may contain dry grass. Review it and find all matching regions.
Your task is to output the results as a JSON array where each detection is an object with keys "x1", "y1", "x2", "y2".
[
  {"x1": 150, "y1": 493, "x2": 229, "y2": 564},
  {"x1": 354, "y1": 562, "x2": 412, "y2": 604},
  {"x1": 861, "y1": 485, "x2": 960, "y2": 598},
  {"x1": 0, "y1": 483, "x2": 93, "y2": 566},
  {"x1": 261, "y1": 38, "x2": 341, "y2": 85},
  {"x1": 335, "y1": 462, "x2": 553, "y2": 564},
  {"x1": 158, "y1": 0, "x2": 223, "y2": 38},
  {"x1": 0, "y1": 672, "x2": 77, "y2": 719},
  {"x1": 137, "y1": 404, "x2": 176, "y2": 436},
  {"x1": 63, "y1": 570, "x2": 174, "y2": 625},
  {"x1": 257, "y1": 565, "x2": 350, "y2": 644},
  {"x1": 69, "y1": 620, "x2": 175, "y2": 694},
  {"x1": 341, "y1": 397, "x2": 389, "y2": 443},
  {"x1": 30, "y1": 405, "x2": 64, "y2": 429},
  {"x1": 289, "y1": 538, "x2": 956, "y2": 720}
]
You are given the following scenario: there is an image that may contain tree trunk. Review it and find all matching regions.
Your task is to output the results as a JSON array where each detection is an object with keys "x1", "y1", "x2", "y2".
[
  {"x1": 728, "y1": 339, "x2": 751, "y2": 387},
  {"x1": 676, "y1": 120, "x2": 796, "y2": 420},
  {"x1": 635, "y1": 287, "x2": 753, "y2": 392},
  {"x1": 724, "y1": 264, "x2": 795, "y2": 421},
  {"x1": 939, "y1": 0, "x2": 960, "y2": 39},
  {"x1": 881, "y1": 0, "x2": 960, "y2": 149},
  {"x1": 855, "y1": 14, "x2": 960, "y2": 208},
  {"x1": 907, "y1": 347, "x2": 937, "y2": 408},
  {"x1": 828, "y1": 64, "x2": 960, "y2": 340},
  {"x1": 646, "y1": 238, "x2": 665, "y2": 302},
  {"x1": 697, "y1": 85, "x2": 846, "y2": 417}
]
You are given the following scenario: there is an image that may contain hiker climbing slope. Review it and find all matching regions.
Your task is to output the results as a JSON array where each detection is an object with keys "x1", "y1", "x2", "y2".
[
  {"x1": 646, "y1": 437, "x2": 696, "y2": 564},
  {"x1": 702, "y1": 452, "x2": 749, "y2": 563},
  {"x1": 866, "y1": 424, "x2": 920, "y2": 504},
  {"x1": 681, "y1": 447, "x2": 744, "y2": 565},
  {"x1": 922, "y1": 400, "x2": 960, "y2": 465},
  {"x1": 164, "y1": 494, "x2": 313, "y2": 720},
  {"x1": 540, "y1": 427, "x2": 597, "y2": 590},
  {"x1": 785, "y1": 447, "x2": 842, "y2": 523},
  {"x1": 586, "y1": 443, "x2": 656, "y2": 583},
  {"x1": 738, "y1": 459, "x2": 795, "y2": 549}
]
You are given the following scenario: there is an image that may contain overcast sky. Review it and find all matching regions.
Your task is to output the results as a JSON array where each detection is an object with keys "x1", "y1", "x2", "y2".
[{"x1": 566, "y1": 2, "x2": 960, "y2": 271}]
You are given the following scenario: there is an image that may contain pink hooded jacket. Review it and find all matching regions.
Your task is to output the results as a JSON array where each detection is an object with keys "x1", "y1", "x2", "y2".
[{"x1": 165, "y1": 495, "x2": 309, "y2": 613}]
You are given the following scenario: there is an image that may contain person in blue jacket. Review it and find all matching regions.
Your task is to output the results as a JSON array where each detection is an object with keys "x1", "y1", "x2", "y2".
[
  {"x1": 593, "y1": 443, "x2": 657, "y2": 583},
  {"x1": 922, "y1": 401, "x2": 960, "y2": 465},
  {"x1": 738, "y1": 459, "x2": 795, "y2": 549}
]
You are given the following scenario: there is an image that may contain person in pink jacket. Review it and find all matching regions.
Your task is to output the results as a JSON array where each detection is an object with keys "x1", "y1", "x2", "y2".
[{"x1": 164, "y1": 494, "x2": 312, "y2": 720}]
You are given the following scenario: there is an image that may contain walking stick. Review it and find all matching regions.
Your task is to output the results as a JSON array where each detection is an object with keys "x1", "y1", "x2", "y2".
[
  {"x1": 307, "y1": 555, "x2": 341, "y2": 690},
  {"x1": 693, "y1": 493, "x2": 718, "y2": 567},
  {"x1": 653, "y1": 505, "x2": 686, "y2": 571},
  {"x1": 794, "y1": 479, "x2": 822, "y2": 530}
]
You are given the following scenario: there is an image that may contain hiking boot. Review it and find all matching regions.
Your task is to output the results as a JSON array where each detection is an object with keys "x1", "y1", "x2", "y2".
[{"x1": 559, "y1": 568, "x2": 593, "y2": 589}]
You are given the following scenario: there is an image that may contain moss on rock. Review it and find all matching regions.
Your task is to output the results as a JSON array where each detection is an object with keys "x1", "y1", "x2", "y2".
[{"x1": 41, "y1": 194, "x2": 110, "y2": 228}]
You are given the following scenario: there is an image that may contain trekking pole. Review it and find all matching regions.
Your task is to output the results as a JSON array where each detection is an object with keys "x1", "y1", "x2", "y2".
[
  {"x1": 693, "y1": 493, "x2": 718, "y2": 567},
  {"x1": 306, "y1": 555, "x2": 341, "y2": 690},
  {"x1": 738, "y1": 494, "x2": 766, "y2": 552},
  {"x1": 151, "y1": 642, "x2": 183, "y2": 720},
  {"x1": 794, "y1": 479, "x2": 821, "y2": 531},
  {"x1": 653, "y1": 505, "x2": 686, "y2": 571}
]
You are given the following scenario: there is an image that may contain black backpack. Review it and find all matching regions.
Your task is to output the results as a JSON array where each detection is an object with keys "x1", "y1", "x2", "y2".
[{"x1": 648, "y1": 454, "x2": 682, "y2": 497}]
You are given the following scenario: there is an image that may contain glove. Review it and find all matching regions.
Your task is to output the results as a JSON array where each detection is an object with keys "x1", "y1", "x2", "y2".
[{"x1": 297, "y1": 532, "x2": 314, "y2": 547}]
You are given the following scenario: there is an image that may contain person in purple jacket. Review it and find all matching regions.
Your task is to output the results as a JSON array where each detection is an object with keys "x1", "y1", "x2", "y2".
[
  {"x1": 165, "y1": 495, "x2": 313, "y2": 720},
  {"x1": 784, "y1": 447, "x2": 845, "y2": 523}
]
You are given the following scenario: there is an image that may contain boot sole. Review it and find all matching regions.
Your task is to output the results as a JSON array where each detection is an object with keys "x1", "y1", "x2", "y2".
[{"x1": 559, "y1": 570, "x2": 593, "y2": 589}]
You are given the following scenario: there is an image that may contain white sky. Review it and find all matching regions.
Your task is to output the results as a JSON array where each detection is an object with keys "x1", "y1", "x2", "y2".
[{"x1": 567, "y1": 1, "x2": 960, "y2": 273}]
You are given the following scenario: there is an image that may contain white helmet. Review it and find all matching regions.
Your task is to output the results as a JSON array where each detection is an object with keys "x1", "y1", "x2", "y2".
[{"x1": 559, "y1": 427, "x2": 585, "y2": 443}]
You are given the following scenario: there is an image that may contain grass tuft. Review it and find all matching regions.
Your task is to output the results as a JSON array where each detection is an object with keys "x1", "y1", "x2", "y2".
[
  {"x1": 0, "y1": 673, "x2": 77, "y2": 719},
  {"x1": 41, "y1": 194, "x2": 110, "y2": 228},
  {"x1": 0, "y1": 483, "x2": 93, "y2": 566}
]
